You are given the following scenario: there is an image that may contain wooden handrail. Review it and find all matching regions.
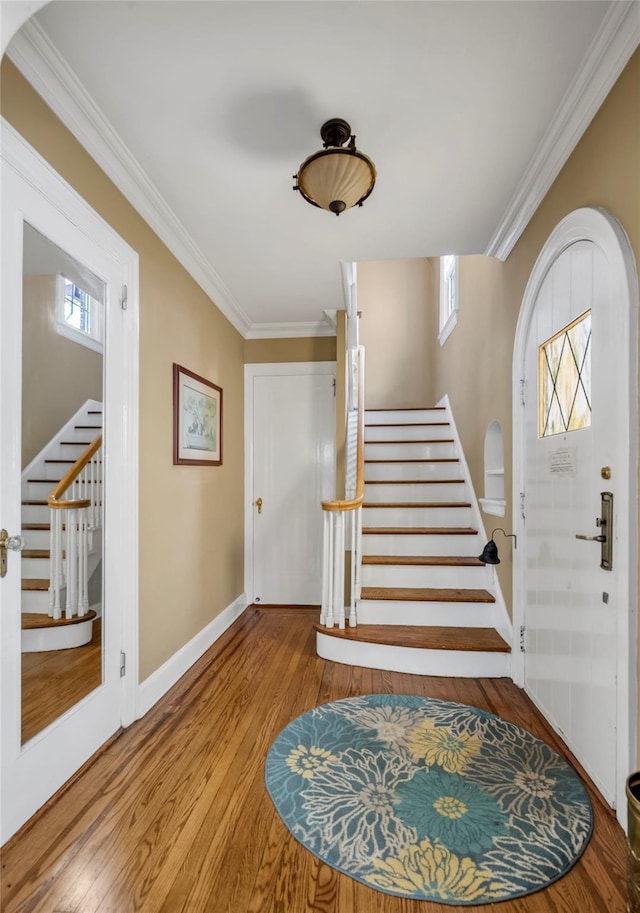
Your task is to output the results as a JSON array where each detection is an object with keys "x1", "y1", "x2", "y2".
[
  {"x1": 48, "y1": 435, "x2": 102, "y2": 510},
  {"x1": 322, "y1": 347, "x2": 365, "y2": 512}
]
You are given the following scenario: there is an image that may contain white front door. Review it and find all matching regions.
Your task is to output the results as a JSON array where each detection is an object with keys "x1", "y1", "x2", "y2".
[
  {"x1": 1, "y1": 125, "x2": 139, "y2": 842},
  {"x1": 246, "y1": 363, "x2": 335, "y2": 605},
  {"x1": 515, "y1": 208, "x2": 637, "y2": 820}
]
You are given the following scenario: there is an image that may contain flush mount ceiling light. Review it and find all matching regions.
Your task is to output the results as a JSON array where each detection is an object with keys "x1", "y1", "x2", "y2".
[{"x1": 293, "y1": 118, "x2": 376, "y2": 216}]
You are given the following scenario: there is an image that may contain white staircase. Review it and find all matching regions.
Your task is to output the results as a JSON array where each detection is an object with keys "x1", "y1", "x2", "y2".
[
  {"x1": 316, "y1": 401, "x2": 512, "y2": 677},
  {"x1": 21, "y1": 400, "x2": 103, "y2": 652}
]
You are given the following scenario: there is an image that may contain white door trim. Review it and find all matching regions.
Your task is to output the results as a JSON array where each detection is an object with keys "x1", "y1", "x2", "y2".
[
  {"x1": 244, "y1": 362, "x2": 336, "y2": 604},
  {"x1": 1, "y1": 120, "x2": 139, "y2": 839},
  {"x1": 512, "y1": 206, "x2": 638, "y2": 826}
]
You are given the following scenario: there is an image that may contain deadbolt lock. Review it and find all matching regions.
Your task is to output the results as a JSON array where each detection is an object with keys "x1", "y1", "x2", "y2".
[{"x1": 601, "y1": 466, "x2": 611, "y2": 480}]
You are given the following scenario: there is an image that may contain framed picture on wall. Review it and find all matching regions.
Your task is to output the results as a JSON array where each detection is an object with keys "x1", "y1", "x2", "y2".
[{"x1": 173, "y1": 363, "x2": 223, "y2": 465}]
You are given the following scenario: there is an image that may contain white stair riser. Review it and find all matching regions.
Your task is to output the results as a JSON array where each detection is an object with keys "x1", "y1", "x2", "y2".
[
  {"x1": 366, "y1": 463, "x2": 462, "y2": 483},
  {"x1": 361, "y1": 563, "x2": 491, "y2": 589},
  {"x1": 365, "y1": 441, "x2": 456, "y2": 466},
  {"x1": 21, "y1": 589, "x2": 50, "y2": 612},
  {"x1": 21, "y1": 557, "x2": 51, "y2": 578},
  {"x1": 362, "y1": 506, "x2": 471, "y2": 526},
  {"x1": 364, "y1": 410, "x2": 447, "y2": 425},
  {"x1": 21, "y1": 505, "x2": 51, "y2": 524},
  {"x1": 365, "y1": 425, "x2": 451, "y2": 443},
  {"x1": 22, "y1": 617, "x2": 94, "y2": 652},
  {"x1": 22, "y1": 529, "x2": 51, "y2": 549},
  {"x1": 365, "y1": 441, "x2": 454, "y2": 461},
  {"x1": 24, "y1": 479, "x2": 102, "y2": 499},
  {"x1": 362, "y1": 533, "x2": 481, "y2": 557},
  {"x1": 316, "y1": 633, "x2": 511, "y2": 678},
  {"x1": 356, "y1": 600, "x2": 497, "y2": 627},
  {"x1": 364, "y1": 482, "x2": 466, "y2": 502}
]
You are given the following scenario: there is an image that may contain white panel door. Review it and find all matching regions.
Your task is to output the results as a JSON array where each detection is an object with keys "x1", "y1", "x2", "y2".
[
  {"x1": 523, "y1": 239, "x2": 625, "y2": 805},
  {"x1": 1, "y1": 127, "x2": 138, "y2": 842},
  {"x1": 250, "y1": 367, "x2": 335, "y2": 605}
]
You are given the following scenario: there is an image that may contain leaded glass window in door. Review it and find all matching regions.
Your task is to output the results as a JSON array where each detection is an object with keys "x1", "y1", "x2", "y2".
[{"x1": 539, "y1": 310, "x2": 591, "y2": 437}]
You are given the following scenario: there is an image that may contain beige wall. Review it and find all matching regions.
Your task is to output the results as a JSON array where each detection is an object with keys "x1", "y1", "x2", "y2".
[
  {"x1": 358, "y1": 258, "x2": 435, "y2": 408},
  {"x1": 2, "y1": 60, "x2": 245, "y2": 682},
  {"x1": 22, "y1": 274, "x2": 103, "y2": 467},
  {"x1": 243, "y1": 336, "x2": 335, "y2": 364}
]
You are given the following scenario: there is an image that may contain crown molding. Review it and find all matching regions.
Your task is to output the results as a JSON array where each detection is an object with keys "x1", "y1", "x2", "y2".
[
  {"x1": 7, "y1": 20, "x2": 253, "y2": 337},
  {"x1": 486, "y1": 1, "x2": 640, "y2": 261},
  {"x1": 244, "y1": 321, "x2": 336, "y2": 340}
]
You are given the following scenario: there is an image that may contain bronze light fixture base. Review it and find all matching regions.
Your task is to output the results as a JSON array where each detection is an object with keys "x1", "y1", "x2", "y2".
[{"x1": 293, "y1": 118, "x2": 376, "y2": 216}]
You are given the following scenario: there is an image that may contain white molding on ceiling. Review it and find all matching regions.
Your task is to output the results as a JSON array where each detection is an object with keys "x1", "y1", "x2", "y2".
[
  {"x1": 245, "y1": 321, "x2": 336, "y2": 340},
  {"x1": 486, "y1": 1, "x2": 640, "y2": 261},
  {"x1": 6, "y1": 19, "x2": 254, "y2": 338}
]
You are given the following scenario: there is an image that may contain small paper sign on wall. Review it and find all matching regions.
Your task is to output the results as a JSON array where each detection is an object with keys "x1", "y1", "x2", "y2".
[
  {"x1": 173, "y1": 363, "x2": 223, "y2": 465},
  {"x1": 549, "y1": 447, "x2": 576, "y2": 477}
]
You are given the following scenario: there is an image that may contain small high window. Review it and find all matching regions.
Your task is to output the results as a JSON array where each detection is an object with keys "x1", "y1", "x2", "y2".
[
  {"x1": 438, "y1": 254, "x2": 458, "y2": 346},
  {"x1": 56, "y1": 275, "x2": 104, "y2": 353}
]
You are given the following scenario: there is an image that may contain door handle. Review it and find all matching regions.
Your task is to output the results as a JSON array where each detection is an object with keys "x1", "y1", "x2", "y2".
[
  {"x1": 0, "y1": 529, "x2": 25, "y2": 578},
  {"x1": 574, "y1": 491, "x2": 613, "y2": 570},
  {"x1": 255, "y1": 497, "x2": 263, "y2": 515}
]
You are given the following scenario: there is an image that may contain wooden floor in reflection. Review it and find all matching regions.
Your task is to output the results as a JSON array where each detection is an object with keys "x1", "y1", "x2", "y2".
[{"x1": 21, "y1": 618, "x2": 102, "y2": 743}]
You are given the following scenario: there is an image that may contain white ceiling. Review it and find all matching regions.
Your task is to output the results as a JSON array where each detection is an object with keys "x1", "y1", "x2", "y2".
[{"x1": 7, "y1": 1, "x2": 632, "y2": 335}]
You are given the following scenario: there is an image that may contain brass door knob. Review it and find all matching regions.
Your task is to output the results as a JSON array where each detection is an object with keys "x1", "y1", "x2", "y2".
[{"x1": 255, "y1": 497, "x2": 263, "y2": 514}]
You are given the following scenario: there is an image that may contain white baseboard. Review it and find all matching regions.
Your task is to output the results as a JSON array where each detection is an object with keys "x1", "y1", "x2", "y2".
[{"x1": 136, "y1": 593, "x2": 249, "y2": 718}]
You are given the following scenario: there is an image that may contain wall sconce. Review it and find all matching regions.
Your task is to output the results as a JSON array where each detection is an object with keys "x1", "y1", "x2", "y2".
[
  {"x1": 478, "y1": 528, "x2": 517, "y2": 564},
  {"x1": 293, "y1": 118, "x2": 376, "y2": 216}
]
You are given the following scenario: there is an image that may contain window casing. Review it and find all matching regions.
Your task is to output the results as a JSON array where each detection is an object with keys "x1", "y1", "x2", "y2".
[
  {"x1": 55, "y1": 274, "x2": 104, "y2": 354},
  {"x1": 438, "y1": 255, "x2": 458, "y2": 346}
]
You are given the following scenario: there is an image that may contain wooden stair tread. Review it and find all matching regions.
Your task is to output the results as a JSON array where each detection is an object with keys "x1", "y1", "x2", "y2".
[
  {"x1": 61, "y1": 441, "x2": 93, "y2": 445},
  {"x1": 22, "y1": 523, "x2": 51, "y2": 530},
  {"x1": 22, "y1": 610, "x2": 97, "y2": 630},
  {"x1": 363, "y1": 555, "x2": 484, "y2": 567},
  {"x1": 21, "y1": 500, "x2": 48, "y2": 506},
  {"x1": 365, "y1": 451, "x2": 454, "y2": 458},
  {"x1": 74, "y1": 425, "x2": 102, "y2": 429},
  {"x1": 314, "y1": 624, "x2": 510, "y2": 653},
  {"x1": 366, "y1": 422, "x2": 450, "y2": 428},
  {"x1": 363, "y1": 501, "x2": 471, "y2": 508},
  {"x1": 366, "y1": 406, "x2": 446, "y2": 411},
  {"x1": 366, "y1": 439, "x2": 452, "y2": 445},
  {"x1": 22, "y1": 579, "x2": 49, "y2": 591},
  {"x1": 364, "y1": 479, "x2": 463, "y2": 484},
  {"x1": 363, "y1": 526, "x2": 478, "y2": 535},
  {"x1": 360, "y1": 586, "x2": 495, "y2": 603},
  {"x1": 22, "y1": 549, "x2": 50, "y2": 558}
]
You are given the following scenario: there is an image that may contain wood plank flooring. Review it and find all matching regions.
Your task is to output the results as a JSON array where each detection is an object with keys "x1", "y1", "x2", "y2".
[
  {"x1": 2, "y1": 605, "x2": 626, "y2": 913},
  {"x1": 21, "y1": 619, "x2": 102, "y2": 744}
]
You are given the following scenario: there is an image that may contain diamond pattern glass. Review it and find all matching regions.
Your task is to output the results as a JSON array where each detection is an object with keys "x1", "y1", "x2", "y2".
[{"x1": 539, "y1": 311, "x2": 591, "y2": 437}]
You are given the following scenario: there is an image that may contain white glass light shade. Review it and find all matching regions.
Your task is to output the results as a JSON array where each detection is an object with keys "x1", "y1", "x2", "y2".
[{"x1": 297, "y1": 149, "x2": 376, "y2": 214}]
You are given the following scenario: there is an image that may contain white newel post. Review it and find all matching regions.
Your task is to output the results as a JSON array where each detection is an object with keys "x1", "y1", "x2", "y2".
[
  {"x1": 320, "y1": 510, "x2": 330, "y2": 625},
  {"x1": 65, "y1": 508, "x2": 78, "y2": 619},
  {"x1": 49, "y1": 509, "x2": 63, "y2": 619},
  {"x1": 333, "y1": 511, "x2": 345, "y2": 629}
]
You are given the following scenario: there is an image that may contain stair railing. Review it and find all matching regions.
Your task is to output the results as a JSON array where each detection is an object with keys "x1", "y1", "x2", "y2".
[
  {"x1": 47, "y1": 435, "x2": 102, "y2": 620},
  {"x1": 320, "y1": 346, "x2": 364, "y2": 628}
]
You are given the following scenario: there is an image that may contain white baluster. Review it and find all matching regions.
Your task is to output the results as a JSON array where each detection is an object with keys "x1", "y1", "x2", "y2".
[
  {"x1": 79, "y1": 512, "x2": 89, "y2": 616},
  {"x1": 349, "y1": 509, "x2": 357, "y2": 627},
  {"x1": 326, "y1": 514, "x2": 335, "y2": 628},
  {"x1": 49, "y1": 509, "x2": 63, "y2": 620},
  {"x1": 354, "y1": 506, "x2": 363, "y2": 601},
  {"x1": 333, "y1": 511, "x2": 345, "y2": 629},
  {"x1": 97, "y1": 448, "x2": 103, "y2": 528},
  {"x1": 65, "y1": 508, "x2": 78, "y2": 618},
  {"x1": 320, "y1": 510, "x2": 330, "y2": 625}
]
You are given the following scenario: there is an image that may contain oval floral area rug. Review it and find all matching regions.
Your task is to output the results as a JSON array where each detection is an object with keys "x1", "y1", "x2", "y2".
[{"x1": 265, "y1": 695, "x2": 592, "y2": 904}]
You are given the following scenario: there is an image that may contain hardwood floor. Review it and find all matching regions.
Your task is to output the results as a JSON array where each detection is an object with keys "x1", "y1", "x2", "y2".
[
  {"x1": 21, "y1": 619, "x2": 102, "y2": 744},
  {"x1": 2, "y1": 606, "x2": 626, "y2": 912}
]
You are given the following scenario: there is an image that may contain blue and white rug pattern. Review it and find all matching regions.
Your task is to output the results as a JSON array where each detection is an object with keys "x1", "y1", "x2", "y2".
[{"x1": 265, "y1": 695, "x2": 592, "y2": 904}]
